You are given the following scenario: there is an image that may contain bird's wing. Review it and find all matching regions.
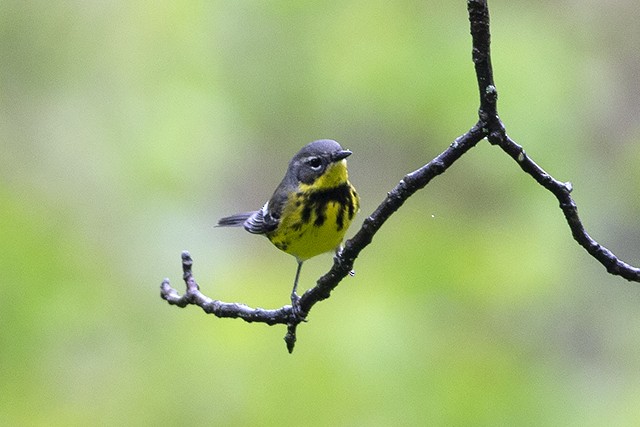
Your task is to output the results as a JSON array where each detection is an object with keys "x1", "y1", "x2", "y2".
[{"x1": 243, "y1": 201, "x2": 279, "y2": 234}]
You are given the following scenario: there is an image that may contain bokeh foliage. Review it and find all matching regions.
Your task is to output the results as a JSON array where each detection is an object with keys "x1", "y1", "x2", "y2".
[{"x1": 2, "y1": 0, "x2": 640, "y2": 425}]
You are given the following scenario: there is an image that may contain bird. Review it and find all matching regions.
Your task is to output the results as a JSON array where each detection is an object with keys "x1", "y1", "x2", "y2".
[{"x1": 217, "y1": 139, "x2": 360, "y2": 317}]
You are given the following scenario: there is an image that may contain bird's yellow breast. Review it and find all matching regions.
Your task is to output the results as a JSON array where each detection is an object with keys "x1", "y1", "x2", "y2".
[{"x1": 267, "y1": 161, "x2": 359, "y2": 261}]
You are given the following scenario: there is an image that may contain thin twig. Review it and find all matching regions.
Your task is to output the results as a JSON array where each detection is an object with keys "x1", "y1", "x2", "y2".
[{"x1": 161, "y1": 251, "x2": 293, "y2": 324}]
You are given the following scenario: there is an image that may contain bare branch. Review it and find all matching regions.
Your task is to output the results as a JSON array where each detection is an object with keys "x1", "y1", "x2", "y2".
[
  {"x1": 161, "y1": 0, "x2": 640, "y2": 352},
  {"x1": 161, "y1": 251, "x2": 294, "y2": 325},
  {"x1": 466, "y1": 0, "x2": 640, "y2": 281},
  {"x1": 496, "y1": 134, "x2": 640, "y2": 281}
]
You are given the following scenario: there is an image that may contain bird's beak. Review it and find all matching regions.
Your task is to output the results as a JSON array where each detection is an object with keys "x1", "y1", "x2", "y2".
[{"x1": 331, "y1": 150, "x2": 352, "y2": 162}]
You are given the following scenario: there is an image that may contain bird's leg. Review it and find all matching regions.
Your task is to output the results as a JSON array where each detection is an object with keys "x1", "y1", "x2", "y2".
[
  {"x1": 290, "y1": 260, "x2": 306, "y2": 320},
  {"x1": 292, "y1": 260, "x2": 303, "y2": 296}
]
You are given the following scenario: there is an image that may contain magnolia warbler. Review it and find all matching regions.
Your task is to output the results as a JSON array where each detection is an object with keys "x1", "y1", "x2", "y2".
[{"x1": 217, "y1": 139, "x2": 360, "y2": 316}]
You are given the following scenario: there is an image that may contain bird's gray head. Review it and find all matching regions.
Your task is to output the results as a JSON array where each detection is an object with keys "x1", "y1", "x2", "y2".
[{"x1": 289, "y1": 139, "x2": 352, "y2": 185}]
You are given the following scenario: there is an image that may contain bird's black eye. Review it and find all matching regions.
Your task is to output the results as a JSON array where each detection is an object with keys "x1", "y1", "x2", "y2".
[{"x1": 306, "y1": 157, "x2": 322, "y2": 170}]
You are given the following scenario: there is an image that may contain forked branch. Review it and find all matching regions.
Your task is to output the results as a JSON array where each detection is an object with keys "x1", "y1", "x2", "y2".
[{"x1": 161, "y1": 0, "x2": 640, "y2": 353}]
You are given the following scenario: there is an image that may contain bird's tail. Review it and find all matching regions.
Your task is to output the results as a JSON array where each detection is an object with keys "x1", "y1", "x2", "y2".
[{"x1": 216, "y1": 212, "x2": 255, "y2": 227}]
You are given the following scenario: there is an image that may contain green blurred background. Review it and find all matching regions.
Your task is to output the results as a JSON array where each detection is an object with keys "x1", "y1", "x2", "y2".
[{"x1": 2, "y1": 0, "x2": 640, "y2": 425}]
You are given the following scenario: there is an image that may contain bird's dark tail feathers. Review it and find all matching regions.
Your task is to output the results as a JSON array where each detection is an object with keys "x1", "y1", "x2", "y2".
[{"x1": 216, "y1": 212, "x2": 255, "y2": 227}]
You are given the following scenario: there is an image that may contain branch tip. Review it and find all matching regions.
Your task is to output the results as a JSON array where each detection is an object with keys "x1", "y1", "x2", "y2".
[{"x1": 285, "y1": 324, "x2": 297, "y2": 353}]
